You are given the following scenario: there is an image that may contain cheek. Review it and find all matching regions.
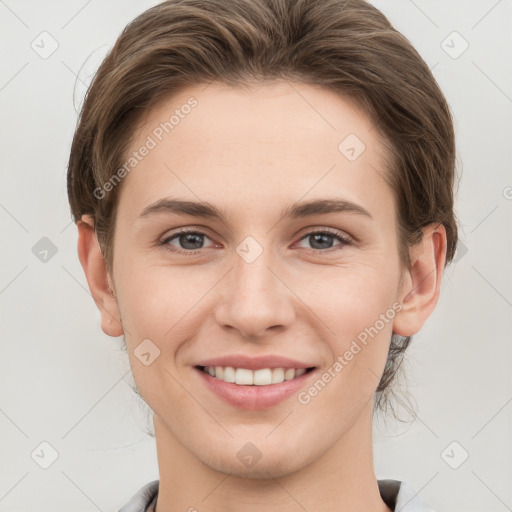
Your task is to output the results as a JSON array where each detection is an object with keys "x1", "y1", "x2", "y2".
[
  {"x1": 115, "y1": 261, "x2": 211, "y2": 342},
  {"x1": 114, "y1": 238, "x2": 399, "y2": 355},
  {"x1": 309, "y1": 264, "x2": 397, "y2": 386},
  {"x1": 300, "y1": 259, "x2": 399, "y2": 329}
]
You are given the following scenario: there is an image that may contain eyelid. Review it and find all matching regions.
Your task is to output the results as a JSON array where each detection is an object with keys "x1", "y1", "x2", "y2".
[
  {"x1": 160, "y1": 225, "x2": 354, "y2": 255},
  {"x1": 294, "y1": 227, "x2": 354, "y2": 252},
  {"x1": 159, "y1": 226, "x2": 352, "y2": 244},
  {"x1": 160, "y1": 226, "x2": 215, "y2": 243},
  {"x1": 297, "y1": 226, "x2": 354, "y2": 243}
]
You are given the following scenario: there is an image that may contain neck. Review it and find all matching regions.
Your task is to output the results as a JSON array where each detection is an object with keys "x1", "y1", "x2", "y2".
[{"x1": 153, "y1": 405, "x2": 392, "y2": 512}]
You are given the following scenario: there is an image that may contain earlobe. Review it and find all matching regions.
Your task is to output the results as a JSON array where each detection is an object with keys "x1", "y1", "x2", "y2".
[
  {"x1": 77, "y1": 215, "x2": 124, "y2": 337},
  {"x1": 393, "y1": 223, "x2": 447, "y2": 337}
]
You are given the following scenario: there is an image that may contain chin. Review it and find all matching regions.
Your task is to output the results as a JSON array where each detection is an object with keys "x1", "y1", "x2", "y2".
[{"x1": 199, "y1": 442, "x2": 312, "y2": 480}]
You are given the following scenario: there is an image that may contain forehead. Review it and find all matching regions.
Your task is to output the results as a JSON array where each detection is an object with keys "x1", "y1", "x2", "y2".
[{"x1": 116, "y1": 80, "x2": 394, "y2": 229}]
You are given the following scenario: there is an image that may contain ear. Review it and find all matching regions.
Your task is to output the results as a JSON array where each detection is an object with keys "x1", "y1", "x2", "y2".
[
  {"x1": 77, "y1": 215, "x2": 124, "y2": 337},
  {"x1": 393, "y1": 223, "x2": 447, "y2": 337}
]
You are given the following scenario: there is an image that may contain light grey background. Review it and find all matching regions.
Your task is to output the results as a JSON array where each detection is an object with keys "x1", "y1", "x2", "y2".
[{"x1": 1, "y1": 1, "x2": 511, "y2": 511}]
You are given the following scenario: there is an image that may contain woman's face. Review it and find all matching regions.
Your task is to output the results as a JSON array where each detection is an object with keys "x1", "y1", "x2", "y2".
[{"x1": 106, "y1": 81, "x2": 411, "y2": 477}]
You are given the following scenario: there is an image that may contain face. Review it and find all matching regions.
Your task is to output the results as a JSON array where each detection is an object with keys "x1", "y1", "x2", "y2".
[{"x1": 105, "y1": 81, "x2": 410, "y2": 477}]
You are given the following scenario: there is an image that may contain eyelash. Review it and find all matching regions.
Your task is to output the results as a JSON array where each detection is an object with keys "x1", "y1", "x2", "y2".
[{"x1": 159, "y1": 227, "x2": 353, "y2": 256}]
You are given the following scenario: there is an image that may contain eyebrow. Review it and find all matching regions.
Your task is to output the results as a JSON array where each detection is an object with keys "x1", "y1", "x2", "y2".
[{"x1": 138, "y1": 197, "x2": 373, "y2": 222}]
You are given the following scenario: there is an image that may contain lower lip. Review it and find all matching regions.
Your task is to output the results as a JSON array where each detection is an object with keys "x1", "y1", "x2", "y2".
[{"x1": 195, "y1": 368, "x2": 316, "y2": 410}]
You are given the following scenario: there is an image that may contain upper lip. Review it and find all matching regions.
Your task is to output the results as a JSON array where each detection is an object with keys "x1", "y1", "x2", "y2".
[{"x1": 195, "y1": 354, "x2": 316, "y2": 370}]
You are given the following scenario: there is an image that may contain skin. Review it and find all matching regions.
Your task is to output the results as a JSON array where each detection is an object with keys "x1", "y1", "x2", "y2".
[{"x1": 77, "y1": 81, "x2": 446, "y2": 512}]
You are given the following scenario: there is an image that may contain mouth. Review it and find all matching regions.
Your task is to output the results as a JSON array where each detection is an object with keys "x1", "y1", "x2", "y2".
[
  {"x1": 196, "y1": 365, "x2": 316, "y2": 386},
  {"x1": 194, "y1": 363, "x2": 318, "y2": 410}
]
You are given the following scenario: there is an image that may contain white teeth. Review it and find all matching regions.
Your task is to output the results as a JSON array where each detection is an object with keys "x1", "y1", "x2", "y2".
[
  {"x1": 271, "y1": 368, "x2": 284, "y2": 384},
  {"x1": 253, "y1": 368, "x2": 272, "y2": 386},
  {"x1": 223, "y1": 366, "x2": 235, "y2": 383},
  {"x1": 215, "y1": 366, "x2": 224, "y2": 379},
  {"x1": 284, "y1": 368, "x2": 295, "y2": 381},
  {"x1": 235, "y1": 368, "x2": 253, "y2": 385},
  {"x1": 201, "y1": 366, "x2": 311, "y2": 386}
]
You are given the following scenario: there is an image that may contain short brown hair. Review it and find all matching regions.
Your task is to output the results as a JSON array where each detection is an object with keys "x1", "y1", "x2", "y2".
[{"x1": 67, "y1": 0, "x2": 459, "y2": 415}]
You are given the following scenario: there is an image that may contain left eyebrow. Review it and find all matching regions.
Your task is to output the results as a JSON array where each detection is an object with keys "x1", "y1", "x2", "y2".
[
  {"x1": 280, "y1": 198, "x2": 373, "y2": 220},
  {"x1": 137, "y1": 197, "x2": 373, "y2": 223}
]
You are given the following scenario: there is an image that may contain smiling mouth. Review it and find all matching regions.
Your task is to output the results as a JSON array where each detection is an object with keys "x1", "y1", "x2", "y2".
[{"x1": 196, "y1": 366, "x2": 316, "y2": 386}]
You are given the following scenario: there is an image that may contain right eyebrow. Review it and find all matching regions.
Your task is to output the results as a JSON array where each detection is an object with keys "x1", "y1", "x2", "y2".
[{"x1": 138, "y1": 199, "x2": 228, "y2": 222}]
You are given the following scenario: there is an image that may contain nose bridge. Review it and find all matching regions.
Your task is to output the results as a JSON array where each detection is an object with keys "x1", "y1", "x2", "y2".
[{"x1": 216, "y1": 237, "x2": 294, "y2": 338}]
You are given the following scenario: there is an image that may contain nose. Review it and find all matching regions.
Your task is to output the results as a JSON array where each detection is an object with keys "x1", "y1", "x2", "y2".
[{"x1": 214, "y1": 243, "x2": 296, "y2": 340}]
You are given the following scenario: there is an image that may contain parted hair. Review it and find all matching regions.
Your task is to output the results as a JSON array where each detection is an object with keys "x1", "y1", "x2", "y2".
[{"x1": 67, "y1": 0, "x2": 459, "y2": 415}]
